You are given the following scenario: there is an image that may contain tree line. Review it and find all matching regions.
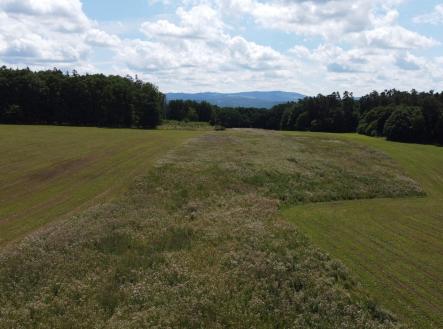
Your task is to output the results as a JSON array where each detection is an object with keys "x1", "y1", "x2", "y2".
[
  {"x1": 164, "y1": 90, "x2": 443, "y2": 145},
  {"x1": 165, "y1": 92, "x2": 359, "y2": 132},
  {"x1": 0, "y1": 67, "x2": 163, "y2": 128},
  {"x1": 1, "y1": 67, "x2": 442, "y2": 145},
  {"x1": 357, "y1": 90, "x2": 443, "y2": 144}
]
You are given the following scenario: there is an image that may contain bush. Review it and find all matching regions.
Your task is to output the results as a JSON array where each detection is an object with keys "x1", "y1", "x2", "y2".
[{"x1": 383, "y1": 106, "x2": 426, "y2": 143}]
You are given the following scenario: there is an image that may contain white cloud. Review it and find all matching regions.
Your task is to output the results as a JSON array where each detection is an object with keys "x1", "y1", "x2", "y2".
[
  {"x1": 219, "y1": 1, "x2": 397, "y2": 34},
  {"x1": 414, "y1": 4, "x2": 443, "y2": 25},
  {"x1": 284, "y1": 41, "x2": 443, "y2": 94},
  {"x1": 395, "y1": 53, "x2": 422, "y2": 71},
  {"x1": 217, "y1": 0, "x2": 375, "y2": 39},
  {"x1": 141, "y1": 5, "x2": 225, "y2": 40},
  {"x1": 216, "y1": 0, "x2": 439, "y2": 50},
  {"x1": 85, "y1": 29, "x2": 121, "y2": 48},
  {"x1": 0, "y1": 0, "x2": 441, "y2": 95},
  {"x1": 0, "y1": 0, "x2": 120, "y2": 68},
  {"x1": 356, "y1": 26, "x2": 438, "y2": 49},
  {"x1": 148, "y1": 0, "x2": 172, "y2": 5},
  {"x1": 122, "y1": 0, "x2": 441, "y2": 93},
  {"x1": 0, "y1": 0, "x2": 90, "y2": 32},
  {"x1": 117, "y1": 4, "x2": 297, "y2": 92}
]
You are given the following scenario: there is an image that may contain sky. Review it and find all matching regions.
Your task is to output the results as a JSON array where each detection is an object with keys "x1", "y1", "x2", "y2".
[{"x1": 0, "y1": 0, "x2": 442, "y2": 96}]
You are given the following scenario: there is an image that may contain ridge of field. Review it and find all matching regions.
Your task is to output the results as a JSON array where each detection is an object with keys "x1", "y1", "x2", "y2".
[
  {"x1": 283, "y1": 132, "x2": 443, "y2": 329},
  {"x1": 0, "y1": 129, "x2": 421, "y2": 328},
  {"x1": 0, "y1": 125, "x2": 203, "y2": 246},
  {"x1": 157, "y1": 120, "x2": 213, "y2": 131}
]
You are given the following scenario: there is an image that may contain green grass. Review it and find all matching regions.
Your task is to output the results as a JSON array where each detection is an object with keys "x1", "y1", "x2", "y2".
[
  {"x1": 0, "y1": 129, "x2": 410, "y2": 328},
  {"x1": 283, "y1": 132, "x2": 443, "y2": 329},
  {"x1": 0, "y1": 125, "x2": 202, "y2": 246}
]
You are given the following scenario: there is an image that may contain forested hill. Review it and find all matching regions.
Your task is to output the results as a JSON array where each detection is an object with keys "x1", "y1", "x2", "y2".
[{"x1": 166, "y1": 91, "x2": 305, "y2": 108}]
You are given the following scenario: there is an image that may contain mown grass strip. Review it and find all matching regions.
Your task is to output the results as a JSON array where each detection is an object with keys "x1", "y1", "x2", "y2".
[{"x1": 0, "y1": 125, "x2": 203, "y2": 246}]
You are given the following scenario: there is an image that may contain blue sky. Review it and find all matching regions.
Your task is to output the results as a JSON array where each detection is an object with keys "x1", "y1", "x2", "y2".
[{"x1": 0, "y1": 0, "x2": 442, "y2": 95}]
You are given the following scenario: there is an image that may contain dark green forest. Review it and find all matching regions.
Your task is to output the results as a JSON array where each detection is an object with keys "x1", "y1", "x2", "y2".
[
  {"x1": 1, "y1": 67, "x2": 442, "y2": 145},
  {"x1": 0, "y1": 67, "x2": 163, "y2": 128}
]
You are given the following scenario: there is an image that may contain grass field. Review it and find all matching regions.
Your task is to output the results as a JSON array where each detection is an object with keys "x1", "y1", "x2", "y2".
[
  {"x1": 1, "y1": 127, "x2": 440, "y2": 328},
  {"x1": 1, "y1": 129, "x2": 417, "y2": 328},
  {"x1": 0, "y1": 125, "x2": 202, "y2": 246},
  {"x1": 283, "y1": 132, "x2": 443, "y2": 329}
]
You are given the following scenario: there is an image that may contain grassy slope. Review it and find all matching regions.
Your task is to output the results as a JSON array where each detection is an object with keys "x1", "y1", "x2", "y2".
[
  {"x1": 0, "y1": 129, "x2": 421, "y2": 328},
  {"x1": 0, "y1": 125, "x2": 202, "y2": 246},
  {"x1": 283, "y1": 132, "x2": 443, "y2": 329}
]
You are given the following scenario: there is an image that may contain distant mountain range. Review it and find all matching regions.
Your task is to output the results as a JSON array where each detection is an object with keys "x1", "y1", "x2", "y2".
[{"x1": 166, "y1": 91, "x2": 305, "y2": 109}]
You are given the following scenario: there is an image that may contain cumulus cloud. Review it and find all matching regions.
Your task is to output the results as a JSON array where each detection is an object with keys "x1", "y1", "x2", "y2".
[
  {"x1": 327, "y1": 63, "x2": 360, "y2": 73},
  {"x1": 285, "y1": 40, "x2": 443, "y2": 94},
  {"x1": 356, "y1": 26, "x2": 438, "y2": 49},
  {"x1": 395, "y1": 53, "x2": 421, "y2": 71},
  {"x1": 85, "y1": 29, "x2": 121, "y2": 47},
  {"x1": 0, "y1": 0, "x2": 120, "y2": 67},
  {"x1": 141, "y1": 5, "x2": 225, "y2": 40},
  {"x1": 0, "y1": 0, "x2": 90, "y2": 31},
  {"x1": 120, "y1": 0, "x2": 440, "y2": 93},
  {"x1": 117, "y1": 4, "x2": 296, "y2": 91},
  {"x1": 215, "y1": 0, "x2": 439, "y2": 50},
  {"x1": 248, "y1": 0, "x2": 373, "y2": 39},
  {"x1": 414, "y1": 4, "x2": 443, "y2": 25},
  {"x1": 0, "y1": 0, "x2": 441, "y2": 94}
]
